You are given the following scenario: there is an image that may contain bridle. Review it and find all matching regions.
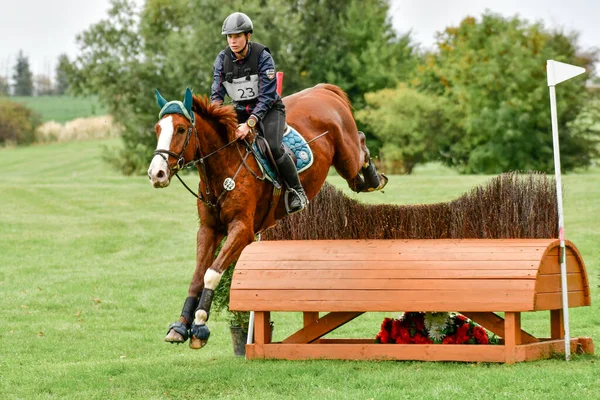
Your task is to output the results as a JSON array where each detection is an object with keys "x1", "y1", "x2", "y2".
[{"x1": 152, "y1": 115, "x2": 263, "y2": 208}]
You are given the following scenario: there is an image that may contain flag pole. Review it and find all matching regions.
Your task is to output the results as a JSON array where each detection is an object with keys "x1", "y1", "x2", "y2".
[
  {"x1": 548, "y1": 82, "x2": 570, "y2": 360},
  {"x1": 546, "y1": 59, "x2": 585, "y2": 361}
]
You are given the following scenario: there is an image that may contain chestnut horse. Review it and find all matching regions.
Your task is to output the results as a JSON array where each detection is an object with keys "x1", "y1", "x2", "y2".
[{"x1": 147, "y1": 84, "x2": 387, "y2": 348}]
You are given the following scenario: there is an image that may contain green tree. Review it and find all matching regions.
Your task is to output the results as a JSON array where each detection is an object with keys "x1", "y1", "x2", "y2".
[
  {"x1": 357, "y1": 84, "x2": 460, "y2": 173},
  {"x1": 415, "y1": 13, "x2": 597, "y2": 173},
  {"x1": 70, "y1": 0, "x2": 415, "y2": 174},
  {"x1": 294, "y1": 0, "x2": 417, "y2": 108},
  {"x1": 55, "y1": 54, "x2": 71, "y2": 95},
  {"x1": 12, "y1": 51, "x2": 34, "y2": 96}
]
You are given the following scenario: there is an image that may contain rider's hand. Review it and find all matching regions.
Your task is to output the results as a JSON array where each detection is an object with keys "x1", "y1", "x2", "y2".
[{"x1": 236, "y1": 123, "x2": 252, "y2": 140}]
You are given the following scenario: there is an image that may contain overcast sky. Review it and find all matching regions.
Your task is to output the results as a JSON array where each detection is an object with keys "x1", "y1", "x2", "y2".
[{"x1": 1, "y1": 0, "x2": 598, "y2": 79}]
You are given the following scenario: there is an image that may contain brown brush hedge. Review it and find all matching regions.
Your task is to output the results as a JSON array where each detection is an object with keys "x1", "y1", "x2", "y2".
[{"x1": 262, "y1": 172, "x2": 558, "y2": 240}]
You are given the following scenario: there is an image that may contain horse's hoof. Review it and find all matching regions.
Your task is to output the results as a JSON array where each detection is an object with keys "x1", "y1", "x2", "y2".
[
  {"x1": 367, "y1": 173, "x2": 388, "y2": 192},
  {"x1": 378, "y1": 173, "x2": 389, "y2": 190},
  {"x1": 189, "y1": 336, "x2": 209, "y2": 349},
  {"x1": 164, "y1": 329, "x2": 186, "y2": 343},
  {"x1": 164, "y1": 321, "x2": 188, "y2": 343},
  {"x1": 189, "y1": 324, "x2": 210, "y2": 349}
]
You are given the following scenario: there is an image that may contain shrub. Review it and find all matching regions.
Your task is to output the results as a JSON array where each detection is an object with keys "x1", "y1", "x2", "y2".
[{"x1": 0, "y1": 100, "x2": 41, "y2": 145}]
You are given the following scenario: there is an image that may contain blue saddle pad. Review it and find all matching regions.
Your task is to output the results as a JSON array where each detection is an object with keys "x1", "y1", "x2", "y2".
[{"x1": 252, "y1": 125, "x2": 314, "y2": 186}]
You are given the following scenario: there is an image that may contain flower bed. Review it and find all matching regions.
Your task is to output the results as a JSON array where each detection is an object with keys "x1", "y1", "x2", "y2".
[{"x1": 375, "y1": 312, "x2": 500, "y2": 345}]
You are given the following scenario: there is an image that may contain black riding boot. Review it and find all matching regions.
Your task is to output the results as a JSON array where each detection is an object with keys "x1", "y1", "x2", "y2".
[{"x1": 275, "y1": 153, "x2": 308, "y2": 214}]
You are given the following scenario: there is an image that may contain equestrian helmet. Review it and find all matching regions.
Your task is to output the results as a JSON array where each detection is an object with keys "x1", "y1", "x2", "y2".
[{"x1": 222, "y1": 12, "x2": 253, "y2": 35}]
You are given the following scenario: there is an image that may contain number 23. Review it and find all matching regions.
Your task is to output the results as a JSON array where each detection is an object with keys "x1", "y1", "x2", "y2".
[{"x1": 237, "y1": 87, "x2": 256, "y2": 98}]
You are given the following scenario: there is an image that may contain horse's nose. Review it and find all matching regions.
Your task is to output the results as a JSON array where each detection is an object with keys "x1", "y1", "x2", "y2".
[{"x1": 148, "y1": 165, "x2": 170, "y2": 188}]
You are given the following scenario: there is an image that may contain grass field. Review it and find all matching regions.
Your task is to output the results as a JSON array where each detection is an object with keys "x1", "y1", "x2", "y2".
[
  {"x1": 1, "y1": 139, "x2": 598, "y2": 399},
  {"x1": 7, "y1": 96, "x2": 107, "y2": 123}
]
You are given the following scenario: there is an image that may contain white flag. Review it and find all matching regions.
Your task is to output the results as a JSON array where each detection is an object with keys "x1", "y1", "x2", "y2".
[{"x1": 547, "y1": 60, "x2": 585, "y2": 86}]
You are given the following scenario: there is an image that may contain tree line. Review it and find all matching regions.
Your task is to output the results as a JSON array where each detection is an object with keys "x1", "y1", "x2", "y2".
[
  {"x1": 0, "y1": 51, "x2": 71, "y2": 97},
  {"x1": 62, "y1": 1, "x2": 600, "y2": 173}
]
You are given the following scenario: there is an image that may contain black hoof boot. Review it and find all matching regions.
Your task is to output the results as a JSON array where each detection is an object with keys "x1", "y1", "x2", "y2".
[
  {"x1": 362, "y1": 160, "x2": 380, "y2": 189},
  {"x1": 189, "y1": 323, "x2": 211, "y2": 349},
  {"x1": 164, "y1": 321, "x2": 189, "y2": 344}
]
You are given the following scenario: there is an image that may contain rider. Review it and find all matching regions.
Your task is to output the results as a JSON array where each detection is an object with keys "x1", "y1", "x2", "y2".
[{"x1": 210, "y1": 12, "x2": 308, "y2": 214}]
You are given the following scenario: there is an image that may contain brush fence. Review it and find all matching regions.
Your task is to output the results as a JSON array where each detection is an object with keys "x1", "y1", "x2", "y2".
[{"x1": 229, "y1": 239, "x2": 593, "y2": 363}]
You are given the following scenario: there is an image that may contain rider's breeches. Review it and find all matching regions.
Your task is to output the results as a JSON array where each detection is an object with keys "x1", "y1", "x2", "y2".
[{"x1": 236, "y1": 100, "x2": 287, "y2": 159}]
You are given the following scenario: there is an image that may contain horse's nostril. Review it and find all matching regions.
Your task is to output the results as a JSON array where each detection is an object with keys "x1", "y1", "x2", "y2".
[{"x1": 157, "y1": 170, "x2": 165, "y2": 179}]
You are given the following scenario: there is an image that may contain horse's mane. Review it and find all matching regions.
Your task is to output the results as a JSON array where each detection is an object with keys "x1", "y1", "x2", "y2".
[{"x1": 191, "y1": 95, "x2": 238, "y2": 134}]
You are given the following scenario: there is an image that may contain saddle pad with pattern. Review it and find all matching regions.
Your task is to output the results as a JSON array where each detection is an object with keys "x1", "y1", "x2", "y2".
[{"x1": 252, "y1": 125, "x2": 314, "y2": 185}]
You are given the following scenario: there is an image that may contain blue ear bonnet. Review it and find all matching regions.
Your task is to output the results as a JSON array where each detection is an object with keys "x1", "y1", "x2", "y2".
[{"x1": 155, "y1": 87, "x2": 195, "y2": 124}]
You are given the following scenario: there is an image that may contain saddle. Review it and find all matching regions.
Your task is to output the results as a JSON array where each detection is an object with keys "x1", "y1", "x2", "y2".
[{"x1": 250, "y1": 125, "x2": 314, "y2": 188}]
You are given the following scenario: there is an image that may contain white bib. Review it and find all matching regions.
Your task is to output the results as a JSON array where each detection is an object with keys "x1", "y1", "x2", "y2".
[{"x1": 223, "y1": 75, "x2": 260, "y2": 102}]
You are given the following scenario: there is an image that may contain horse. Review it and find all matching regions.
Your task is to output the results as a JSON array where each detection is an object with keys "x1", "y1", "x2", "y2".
[{"x1": 147, "y1": 84, "x2": 387, "y2": 349}]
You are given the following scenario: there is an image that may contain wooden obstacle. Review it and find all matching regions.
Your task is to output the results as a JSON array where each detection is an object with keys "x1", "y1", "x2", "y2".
[{"x1": 229, "y1": 239, "x2": 593, "y2": 363}]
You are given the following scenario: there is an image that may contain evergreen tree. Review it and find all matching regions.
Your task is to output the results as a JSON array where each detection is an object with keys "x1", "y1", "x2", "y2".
[
  {"x1": 55, "y1": 54, "x2": 71, "y2": 95},
  {"x1": 12, "y1": 50, "x2": 34, "y2": 96}
]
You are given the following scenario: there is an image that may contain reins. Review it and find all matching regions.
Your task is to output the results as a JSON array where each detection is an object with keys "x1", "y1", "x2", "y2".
[
  {"x1": 153, "y1": 121, "x2": 262, "y2": 209},
  {"x1": 154, "y1": 116, "x2": 328, "y2": 210}
]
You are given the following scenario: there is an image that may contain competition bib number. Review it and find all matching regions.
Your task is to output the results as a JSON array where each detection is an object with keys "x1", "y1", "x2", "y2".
[
  {"x1": 224, "y1": 75, "x2": 260, "y2": 102},
  {"x1": 237, "y1": 87, "x2": 256, "y2": 99}
]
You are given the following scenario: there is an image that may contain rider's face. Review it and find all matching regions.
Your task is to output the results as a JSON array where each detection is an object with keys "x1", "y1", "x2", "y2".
[{"x1": 227, "y1": 33, "x2": 249, "y2": 53}]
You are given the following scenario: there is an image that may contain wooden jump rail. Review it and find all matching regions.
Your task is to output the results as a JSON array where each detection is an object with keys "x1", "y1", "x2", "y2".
[{"x1": 229, "y1": 239, "x2": 593, "y2": 363}]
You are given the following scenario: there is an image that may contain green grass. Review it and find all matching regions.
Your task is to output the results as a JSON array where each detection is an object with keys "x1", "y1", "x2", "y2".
[
  {"x1": 7, "y1": 96, "x2": 107, "y2": 123},
  {"x1": 1, "y1": 139, "x2": 599, "y2": 399}
]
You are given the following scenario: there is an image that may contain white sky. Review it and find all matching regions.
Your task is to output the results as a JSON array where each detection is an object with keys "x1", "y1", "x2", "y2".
[{"x1": 1, "y1": 0, "x2": 598, "y2": 79}]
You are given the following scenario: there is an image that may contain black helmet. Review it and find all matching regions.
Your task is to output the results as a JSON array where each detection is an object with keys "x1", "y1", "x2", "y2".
[{"x1": 221, "y1": 12, "x2": 253, "y2": 35}]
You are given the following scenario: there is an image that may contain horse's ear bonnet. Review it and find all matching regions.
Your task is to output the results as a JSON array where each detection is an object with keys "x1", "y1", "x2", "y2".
[{"x1": 155, "y1": 87, "x2": 195, "y2": 124}]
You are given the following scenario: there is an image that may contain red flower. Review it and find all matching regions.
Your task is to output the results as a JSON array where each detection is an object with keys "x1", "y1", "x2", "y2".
[
  {"x1": 375, "y1": 313, "x2": 493, "y2": 346},
  {"x1": 379, "y1": 330, "x2": 390, "y2": 344},
  {"x1": 473, "y1": 326, "x2": 489, "y2": 344},
  {"x1": 381, "y1": 318, "x2": 393, "y2": 331},
  {"x1": 390, "y1": 319, "x2": 402, "y2": 341},
  {"x1": 442, "y1": 336, "x2": 454, "y2": 344}
]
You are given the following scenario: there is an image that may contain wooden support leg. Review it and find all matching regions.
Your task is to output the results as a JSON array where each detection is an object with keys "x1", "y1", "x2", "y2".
[
  {"x1": 551, "y1": 309, "x2": 564, "y2": 339},
  {"x1": 253, "y1": 311, "x2": 271, "y2": 358},
  {"x1": 504, "y1": 312, "x2": 522, "y2": 364}
]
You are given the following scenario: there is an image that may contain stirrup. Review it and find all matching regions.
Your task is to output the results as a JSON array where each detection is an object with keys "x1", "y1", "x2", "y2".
[{"x1": 284, "y1": 188, "x2": 308, "y2": 215}]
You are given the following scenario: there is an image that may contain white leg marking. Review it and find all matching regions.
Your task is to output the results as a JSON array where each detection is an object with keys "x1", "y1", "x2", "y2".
[
  {"x1": 193, "y1": 270, "x2": 223, "y2": 325},
  {"x1": 204, "y1": 269, "x2": 223, "y2": 290},
  {"x1": 194, "y1": 310, "x2": 208, "y2": 326}
]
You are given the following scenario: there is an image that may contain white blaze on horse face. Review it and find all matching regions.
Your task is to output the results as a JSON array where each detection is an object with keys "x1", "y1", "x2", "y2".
[{"x1": 148, "y1": 116, "x2": 174, "y2": 188}]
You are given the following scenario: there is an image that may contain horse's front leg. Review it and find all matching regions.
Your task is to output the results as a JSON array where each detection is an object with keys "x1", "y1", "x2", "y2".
[
  {"x1": 189, "y1": 219, "x2": 254, "y2": 349},
  {"x1": 164, "y1": 224, "x2": 223, "y2": 343}
]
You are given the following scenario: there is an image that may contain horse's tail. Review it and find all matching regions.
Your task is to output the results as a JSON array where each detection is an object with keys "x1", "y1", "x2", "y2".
[{"x1": 314, "y1": 83, "x2": 353, "y2": 110}]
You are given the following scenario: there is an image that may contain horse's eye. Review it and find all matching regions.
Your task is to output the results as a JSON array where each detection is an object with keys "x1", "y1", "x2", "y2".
[{"x1": 177, "y1": 127, "x2": 186, "y2": 135}]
